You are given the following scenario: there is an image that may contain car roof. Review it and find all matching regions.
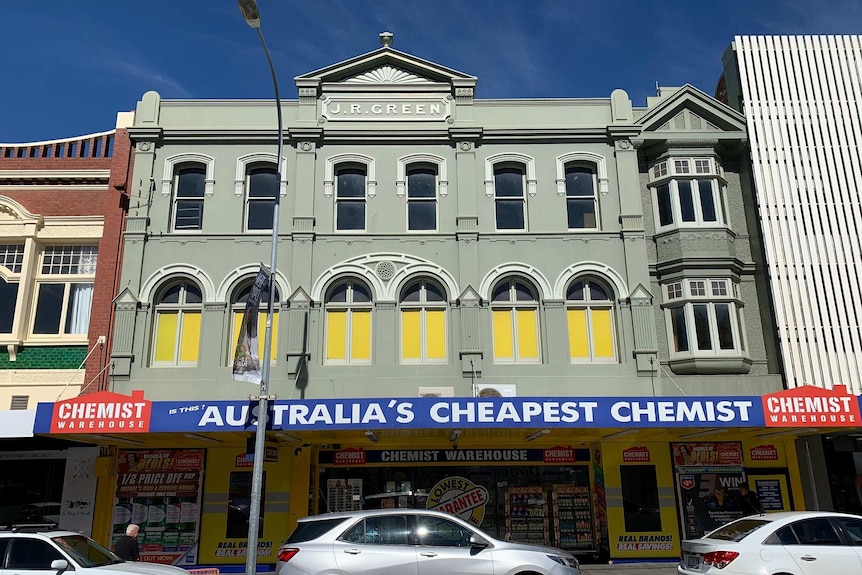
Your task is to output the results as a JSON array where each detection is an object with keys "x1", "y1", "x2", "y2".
[
  {"x1": 297, "y1": 508, "x2": 462, "y2": 522},
  {"x1": 0, "y1": 530, "x2": 80, "y2": 537}
]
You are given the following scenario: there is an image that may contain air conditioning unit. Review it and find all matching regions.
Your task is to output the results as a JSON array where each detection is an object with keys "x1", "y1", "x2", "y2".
[
  {"x1": 477, "y1": 384, "x2": 517, "y2": 397},
  {"x1": 418, "y1": 387, "x2": 455, "y2": 397}
]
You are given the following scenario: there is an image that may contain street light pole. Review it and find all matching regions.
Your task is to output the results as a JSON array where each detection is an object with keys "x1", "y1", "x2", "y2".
[{"x1": 237, "y1": 2, "x2": 283, "y2": 575}]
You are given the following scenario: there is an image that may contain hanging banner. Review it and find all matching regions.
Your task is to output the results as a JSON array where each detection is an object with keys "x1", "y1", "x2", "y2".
[
  {"x1": 112, "y1": 449, "x2": 204, "y2": 565},
  {"x1": 59, "y1": 446, "x2": 100, "y2": 536},
  {"x1": 232, "y1": 266, "x2": 270, "y2": 385}
]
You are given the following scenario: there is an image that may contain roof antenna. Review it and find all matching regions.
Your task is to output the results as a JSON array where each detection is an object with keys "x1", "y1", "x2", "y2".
[
  {"x1": 655, "y1": 81, "x2": 661, "y2": 96},
  {"x1": 379, "y1": 31, "x2": 394, "y2": 48}
]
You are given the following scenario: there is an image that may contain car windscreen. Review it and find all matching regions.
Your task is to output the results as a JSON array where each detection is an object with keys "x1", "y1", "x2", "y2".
[
  {"x1": 705, "y1": 519, "x2": 771, "y2": 542},
  {"x1": 52, "y1": 535, "x2": 123, "y2": 567},
  {"x1": 287, "y1": 518, "x2": 350, "y2": 543}
]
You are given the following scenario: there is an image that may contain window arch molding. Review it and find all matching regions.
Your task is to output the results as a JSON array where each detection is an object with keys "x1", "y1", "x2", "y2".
[
  {"x1": 216, "y1": 264, "x2": 291, "y2": 303},
  {"x1": 553, "y1": 262, "x2": 628, "y2": 301},
  {"x1": 479, "y1": 262, "x2": 551, "y2": 301},
  {"x1": 484, "y1": 153, "x2": 537, "y2": 198},
  {"x1": 324, "y1": 153, "x2": 376, "y2": 198},
  {"x1": 234, "y1": 153, "x2": 288, "y2": 198},
  {"x1": 140, "y1": 263, "x2": 215, "y2": 303},
  {"x1": 555, "y1": 152, "x2": 608, "y2": 196},
  {"x1": 161, "y1": 153, "x2": 215, "y2": 198},
  {"x1": 396, "y1": 154, "x2": 448, "y2": 198},
  {"x1": 391, "y1": 270, "x2": 455, "y2": 303},
  {"x1": 311, "y1": 266, "x2": 384, "y2": 302}
]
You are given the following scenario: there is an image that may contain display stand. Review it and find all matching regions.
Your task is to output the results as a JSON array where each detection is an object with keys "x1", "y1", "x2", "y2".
[
  {"x1": 504, "y1": 486, "x2": 549, "y2": 546},
  {"x1": 552, "y1": 485, "x2": 596, "y2": 552}
]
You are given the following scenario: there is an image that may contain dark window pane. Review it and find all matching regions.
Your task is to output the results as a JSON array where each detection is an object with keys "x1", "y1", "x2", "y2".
[
  {"x1": 621, "y1": 465, "x2": 662, "y2": 532},
  {"x1": 290, "y1": 518, "x2": 349, "y2": 544},
  {"x1": 698, "y1": 180, "x2": 717, "y2": 222},
  {"x1": 64, "y1": 283, "x2": 93, "y2": 335},
  {"x1": 337, "y1": 168, "x2": 366, "y2": 198},
  {"x1": 184, "y1": 284, "x2": 202, "y2": 304},
  {"x1": 248, "y1": 201, "x2": 275, "y2": 230},
  {"x1": 514, "y1": 282, "x2": 533, "y2": 301},
  {"x1": 352, "y1": 283, "x2": 371, "y2": 303},
  {"x1": 678, "y1": 180, "x2": 696, "y2": 222},
  {"x1": 715, "y1": 303, "x2": 735, "y2": 350},
  {"x1": 791, "y1": 518, "x2": 842, "y2": 546},
  {"x1": 408, "y1": 202, "x2": 436, "y2": 230},
  {"x1": 494, "y1": 167, "x2": 524, "y2": 197},
  {"x1": 160, "y1": 284, "x2": 181, "y2": 304},
  {"x1": 657, "y1": 184, "x2": 673, "y2": 226},
  {"x1": 175, "y1": 200, "x2": 203, "y2": 230},
  {"x1": 226, "y1": 471, "x2": 265, "y2": 538},
  {"x1": 416, "y1": 515, "x2": 472, "y2": 547},
  {"x1": 495, "y1": 200, "x2": 525, "y2": 230},
  {"x1": 8, "y1": 538, "x2": 64, "y2": 569},
  {"x1": 249, "y1": 167, "x2": 279, "y2": 198},
  {"x1": 328, "y1": 283, "x2": 347, "y2": 303},
  {"x1": 33, "y1": 283, "x2": 65, "y2": 334},
  {"x1": 425, "y1": 282, "x2": 445, "y2": 302},
  {"x1": 401, "y1": 283, "x2": 421, "y2": 302},
  {"x1": 567, "y1": 199, "x2": 596, "y2": 229},
  {"x1": 773, "y1": 526, "x2": 799, "y2": 545},
  {"x1": 0, "y1": 278, "x2": 18, "y2": 333},
  {"x1": 234, "y1": 283, "x2": 278, "y2": 306},
  {"x1": 565, "y1": 165, "x2": 595, "y2": 197},
  {"x1": 337, "y1": 202, "x2": 365, "y2": 230},
  {"x1": 492, "y1": 283, "x2": 510, "y2": 302},
  {"x1": 693, "y1": 304, "x2": 712, "y2": 350},
  {"x1": 407, "y1": 168, "x2": 436, "y2": 198},
  {"x1": 567, "y1": 281, "x2": 585, "y2": 301},
  {"x1": 589, "y1": 282, "x2": 609, "y2": 301},
  {"x1": 833, "y1": 517, "x2": 862, "y2": 545},
  {"x1": 671, "y1": 307, "x2": 689, "y2": 352},
  {"x1": 363, "y1": 515, "x2": 409, "y2": 545},
  {"x1": 177, "y1": 167, "x2": 206, "y2": 198}
]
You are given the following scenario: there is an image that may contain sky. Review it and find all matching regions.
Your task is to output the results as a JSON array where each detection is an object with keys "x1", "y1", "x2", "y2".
[{"x1": 1, "y1": 0, "x2": 861, "y2": 143}]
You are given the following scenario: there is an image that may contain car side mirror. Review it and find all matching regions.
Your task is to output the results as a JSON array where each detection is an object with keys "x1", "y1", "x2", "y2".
[
  {"x1": 51, "y1": 559, "x2": 69, "y2": 572},
  {"x1": 469, "y1": 535, "x2": 489, "y2": 548}
]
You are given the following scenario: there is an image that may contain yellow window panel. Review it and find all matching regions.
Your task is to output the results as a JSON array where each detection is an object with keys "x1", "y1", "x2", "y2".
[
  {"x1": 516, "y1": 309, "x2": 539, "y2": 359},
  {"x1": 326, "y1": 310, "x2": 347, "y2": 360},
  {"x1": 425, "y1": 310, "x2": 446, "y2": 359},
  {"x1": 591, "y1": 309, "x2": 615, "y2": 358},
  {"x1": 154, "y1": 312, "x2": 178, "y2": 363},
  {"x1": 401, "y1": 310, "x2": 421, "y2": 359},
  {"x1": 351, "y1": 310, "x2": 371, "y2": 361},
  {"x1": 267, "y1": 312, "x2": 279, "y2": 361},
  {"x1": 493, "y1": 310, "x2": 514, "y2": 359},
  {"x1": 231, "y1": 312, "x2": 243, "y2": 351},
  {"x1": 567, "y1": 309, "x2": 589, "y2": 358},
  {"x1": 179, "y1": 311, "x2": 201, "y2": 363}
]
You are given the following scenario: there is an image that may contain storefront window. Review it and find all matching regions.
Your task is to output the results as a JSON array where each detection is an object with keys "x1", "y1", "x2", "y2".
[
  {"x1": 227, "y1": 471, "x2": 265, "y2": 538},
  {"x1": 620, "y1": 465, "x2": 662, "y2": 532}
]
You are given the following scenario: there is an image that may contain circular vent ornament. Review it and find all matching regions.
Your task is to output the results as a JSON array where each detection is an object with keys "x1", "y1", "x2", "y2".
[{"x1": 375, "y1": 261, "x2": 396, "y2": 280}]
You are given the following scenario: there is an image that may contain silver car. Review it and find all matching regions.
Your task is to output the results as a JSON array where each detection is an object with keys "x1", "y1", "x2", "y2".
[{"x1": 276, "y1": 508, "x2": 580, "y2": 575}]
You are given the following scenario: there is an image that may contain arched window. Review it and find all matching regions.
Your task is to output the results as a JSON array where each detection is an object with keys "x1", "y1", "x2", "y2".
[
  {"x1": 491, "y1": 278, "x2": 540, "y2": 363},
  {"x1": 324, "y1": 279, "x2": 372, "y2": 364},
  {"x1": 171, "y1": 164, "x2": 206, "y2": 231},
  {"x1": 564, "y1": 163, "x2": 598, "y2": 229},
  {"x1": 566, "y1": 277, "x2": 616, "y2": 362},
  {"x1": 406, "y1": 164, "x2": 438, "y2": 231},
  {"x1": 245, "y1": 164, "x2": 278, "y2": 231},
  {"x1": 493, "y1": 164, "x2": 527, "y2": 231},
  {"x1": 229, "y1": 282, "x2": 280, "y2": 364},
  {"x1": 336, "y1": 164, "x2": 367, "y2": 231},
  {"x1": 400, "y1": 278, "x2": 447, "y2": 363},
  {"x1": 152, "y1": 280, "x2": 202, "y2": 366}
]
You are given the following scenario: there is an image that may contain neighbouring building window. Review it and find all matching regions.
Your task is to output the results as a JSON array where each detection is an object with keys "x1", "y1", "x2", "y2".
[
  {"x1": 566, "y1": 277, "x2": 616, "y2": 362},
  {"x1": 494, "y1": 164, "x2": 527, "y2": 231},
  {"x1": 229, "y1": 282, "x2": 279, "y2": 364},
  {"x1": 400, "y1": 278, "x2": 447, "y2": 364},
  {"x1": 651, "y1": 157, "x2": 726, "y2": 230},
  {"x1": 0, "y1": 243, "x2": 24, "y2": 333},
  {"x1": 31, "y1": 245, "x2": 97, "y2": 337},
  {"x1": 152, "y1": 280, "x2": 202, "y2": 366},
  {"x1": 335, "y1": 165, "x2": 367, "y2": 231},
  {"x1": 325, "y1": 279, "x2": 372, "y2": 364},
  {"x1": 245, "y1": 164, "x2": 278, "y2": 231},
  {"x1": 565, "y1": 164, "x2": 598, "y2": 229},
  {"x1": 491, "y1": 278, "x2": 540, "y2": 363},
  {"x1": 664, "y1": 278, "x2": 746, "y2": 356},
  {"x1": 406, "y1": 165, "x2": 438, "y2": 231},
  {"x1": 172, "y1": 164, "x2": 207, "y2": 231}
]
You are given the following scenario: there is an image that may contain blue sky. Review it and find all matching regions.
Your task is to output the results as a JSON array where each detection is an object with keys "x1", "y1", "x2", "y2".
[{"x1": 1, "y1": 0, "x2": 860, "y2": 142}]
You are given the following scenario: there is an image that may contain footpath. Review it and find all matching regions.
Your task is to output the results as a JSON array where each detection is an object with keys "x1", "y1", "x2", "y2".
[{"x1": 581, "y1": 562, "x2": 679, "y2": 575}]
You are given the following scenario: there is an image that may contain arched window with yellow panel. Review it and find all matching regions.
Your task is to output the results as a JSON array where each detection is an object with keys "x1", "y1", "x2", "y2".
[
  {"x1": 490, "y1": 277, "x2": 541, "y2": 364},
  {"x1": 229, "y1": 282, "x2": 280, "y2": 365},
  {"x1": 152, "y1": 280, "x2": 203, "y2": 366},
  {"x1": 324, "y1": 279, "x2": 372, "y2": 364},
  {"x1": 566, "y1": 277, "x2": 617, "y2": 362},
  {"x1": 399, "y1": 278, "x2": 447, "y2": 364}
]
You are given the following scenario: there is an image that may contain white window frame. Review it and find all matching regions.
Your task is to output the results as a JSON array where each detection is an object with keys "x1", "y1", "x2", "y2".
[
  {"x1": 566, "y1": 277, "x2": 617, "y2": 363},
  {"x1": 242, "y1": 163, "x2": 280, "y2": 233},
  {"x1": 399, "y1": 279, "x2": 448, "y2": 364},
  {"x1": 0, "y1": 243, "x2": 25, "y2": 337},
  {"x1": 403, "y1": 163, "x2": 440, "y2": 233},
  {"x1": 234, "y1": 152, "x2": 288, "y2": 199},
  {"x1": 151, "y1": 280, "x2": 203, "y2": 368},
  {"x1": 396, "y1": 153, "x2": 448, "y2": 198},
  {"x1": 332, "y1": 163, "x2": 369, "y2": 232},
  {"x1": 490, "y1": 278, "x2": 541, "y2": 364},
  {"x1": 169, "y1": 163, "x2": 209, "y2": 232},
  {"x1": 162, "y1": 154, "x2": 215, "y2": 234},
  {"x1": 323, "y1": 280, "x2": 373, "y2": 366},
  {"x1": 490, "y1": 163, "x2": 528, "y2": 232},
  {"x1": 28, "y1": 245, "x2": 98, "y2": 342},
  {"x1": 650, "y1": 156, "x2": 728, "y2": 231},
  {"x1": 558, "y1": 160, "x2": 601, "y2": 231},
  {"x1": 663, "y1": 278, "x2": 747, "y2": 359}
]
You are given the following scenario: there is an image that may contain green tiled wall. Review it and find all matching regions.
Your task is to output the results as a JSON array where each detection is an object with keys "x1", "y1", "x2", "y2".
[{"x1": 0, "y1": 346, "x2": 88, "y2": 369}]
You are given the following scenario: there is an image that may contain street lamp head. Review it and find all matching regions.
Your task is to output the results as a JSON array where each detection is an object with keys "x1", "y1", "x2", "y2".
[{"x1": 237, "y1": 0, "x2": 261, "y2": 28}]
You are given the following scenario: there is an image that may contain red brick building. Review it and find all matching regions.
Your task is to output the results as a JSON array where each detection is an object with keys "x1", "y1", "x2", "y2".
[{"x1": 0, "y1": 112, "x2": 134, "y2": 408}]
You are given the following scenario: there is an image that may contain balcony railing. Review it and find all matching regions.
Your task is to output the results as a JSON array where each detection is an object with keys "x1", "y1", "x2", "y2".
[{"x1": 0, "y1": 130, "x2": 115, "y2": 160}]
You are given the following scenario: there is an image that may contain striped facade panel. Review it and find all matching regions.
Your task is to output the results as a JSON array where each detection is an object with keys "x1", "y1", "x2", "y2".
[{"x1": 736, "y1": 35, "x2": 862, "y2": 393}]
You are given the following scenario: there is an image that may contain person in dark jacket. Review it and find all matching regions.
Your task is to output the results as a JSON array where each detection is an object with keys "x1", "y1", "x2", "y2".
[
  {"x1": 738, "y1": 482, "x2": 763, "y2": 514},
  {"x1": 114, "y1": 524, "x2": 140, "y2": 561}
]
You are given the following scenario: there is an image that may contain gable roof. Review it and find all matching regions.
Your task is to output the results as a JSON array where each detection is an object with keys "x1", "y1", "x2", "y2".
[{"x1": 637, "y1": 84, "x2": 746, "y2": 133}]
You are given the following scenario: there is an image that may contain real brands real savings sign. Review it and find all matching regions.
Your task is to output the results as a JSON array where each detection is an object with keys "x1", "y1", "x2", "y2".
[{"x1": 35, "y1": 385, "x2": 862, "y2": 434}]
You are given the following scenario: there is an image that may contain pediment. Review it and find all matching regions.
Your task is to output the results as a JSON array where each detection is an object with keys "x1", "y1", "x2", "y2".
[
  {"x1": 295, "y1": 46, "x2": 476, "y2": 93},
  {"x1": 638, "y1": 84, "x2": 746, "y2": 134},
  {"x1": 0, "y1": 195, "x2": 41, "y2": 223}
]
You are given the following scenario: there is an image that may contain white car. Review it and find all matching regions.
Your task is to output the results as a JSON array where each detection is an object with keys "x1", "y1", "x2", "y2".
[
  {"x1": 679, "y1": 511, "x2": 862, "y2": 575},
  {"x1": 0, "y1": 528, "x2": 188, "y2": 575}
]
